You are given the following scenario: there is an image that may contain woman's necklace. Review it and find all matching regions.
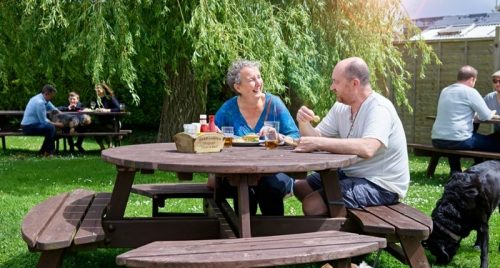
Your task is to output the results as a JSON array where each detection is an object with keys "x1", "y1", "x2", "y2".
[
  {"x1": 346, "y1": 110, "x2": 358, "y2": 138},
  {"x1": 346, "y1": 94, "x2": 371, "y2": 138}
]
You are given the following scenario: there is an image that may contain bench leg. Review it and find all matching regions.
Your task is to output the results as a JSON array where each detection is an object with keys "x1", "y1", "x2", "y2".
[
  {"x1": 37, "y1": 249, "x2": 64, "y2": 268},
  {"x1": 427, "y1": 155, "x2": 440, "y2": 177},
  {"x1": 1, "y1": 136, "x2": 5, "y2": 152},
  {"x1": 399, "y1": 236, "x2": 430, "y2": 268},
  {"x1": 331, "y1": 258, "x2": 350, "y2": 268}
]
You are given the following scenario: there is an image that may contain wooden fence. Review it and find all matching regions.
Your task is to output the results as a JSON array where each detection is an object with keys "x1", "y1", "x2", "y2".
[{"x1": 396, "y1": 27, "x2": 500, "y2": 144}]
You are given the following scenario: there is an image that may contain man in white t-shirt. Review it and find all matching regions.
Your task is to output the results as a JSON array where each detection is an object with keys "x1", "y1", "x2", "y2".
[
  {"x1": 432, "y1": 65, "x2": 498, "y2": 173},
  {"x1": 293, "y1": 57, "x2": 409, "y2": 216}
]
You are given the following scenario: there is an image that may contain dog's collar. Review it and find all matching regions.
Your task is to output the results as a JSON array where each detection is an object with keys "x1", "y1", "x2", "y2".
[{"x1": 434, "y1": 221, "x2": 461, "y2": 242}]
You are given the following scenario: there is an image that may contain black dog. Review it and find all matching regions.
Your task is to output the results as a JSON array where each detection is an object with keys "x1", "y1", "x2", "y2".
[
  {"x1": 48, "y1": 110, "x2": 91, "y2": 133},
  {"x1": 424, "y1": 160, "x2": 500, "y2": 268}
]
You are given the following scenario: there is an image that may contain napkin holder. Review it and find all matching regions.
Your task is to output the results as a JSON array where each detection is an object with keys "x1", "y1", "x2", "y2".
[{"x1": 174, "y1": 132, "x2": 224, "y2": 153}]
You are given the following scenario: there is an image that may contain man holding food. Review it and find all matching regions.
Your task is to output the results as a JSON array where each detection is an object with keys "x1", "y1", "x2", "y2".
[
  {"x1": 213, "y1": 59, "x2": 300, "y2": 216},
  {"x1": 293, "y1": 57, "x2": 409, "y2": 215}
]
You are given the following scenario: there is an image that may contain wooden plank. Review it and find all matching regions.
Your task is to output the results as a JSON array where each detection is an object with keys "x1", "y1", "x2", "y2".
[
  {"x1": 347, "y1": 208, "x2": 395, "y2": 235},
  {"x1": 131, "y1": 183, "x2": 213, "y2": 198},
  {"x1": 116, "y1": 231, "x2": 386, "y2": 268},
  {"x1": 250, "y1": 216, "x2": 345, "y2": 236},
  {"x1": 387, "y1": 203, "x2": 433, "y2": 233},
  {"x1": 22, "y1": 193, "x2": 69, "y2": 248},
  {"x1": 363, "y1": 206, "x2": 430, "y2": 237},
  {"x1": 36, "y1": 189, "x2": 95, "y2": 250},
  {"x1": 73, "y1": 192, "x2": 111, "y2": 245},
  {"x1": 408, "y1": 143, "x2": 500, "y2": 159},
  {"x1": 56, "y1": 130, "x2": 132, "y2": 137}
]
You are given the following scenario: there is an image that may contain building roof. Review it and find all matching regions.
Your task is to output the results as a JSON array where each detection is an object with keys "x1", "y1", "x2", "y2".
[{"x1": 413, "y1": 12, "x2": 500, "y2": 41}]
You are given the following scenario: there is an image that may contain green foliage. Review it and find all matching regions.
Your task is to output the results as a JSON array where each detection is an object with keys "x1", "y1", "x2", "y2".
[{"x1": 0, "y1": 0, "x2": 438, "y2": 126}]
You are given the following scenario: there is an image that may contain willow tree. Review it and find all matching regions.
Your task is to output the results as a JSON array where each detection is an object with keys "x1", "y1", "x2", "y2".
[{"x1": 0, "y1": 0, "x2": 437, "y2": 142}]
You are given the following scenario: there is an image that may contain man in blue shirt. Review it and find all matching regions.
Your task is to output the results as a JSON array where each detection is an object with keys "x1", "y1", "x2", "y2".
[{"x1": 21, "y1": 84, "x2": 63, "y2": 156}]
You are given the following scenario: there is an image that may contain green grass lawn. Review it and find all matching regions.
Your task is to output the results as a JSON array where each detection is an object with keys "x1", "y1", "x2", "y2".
[{"x1": 0, "y1": 136, "x2": 499, "y2": 267}]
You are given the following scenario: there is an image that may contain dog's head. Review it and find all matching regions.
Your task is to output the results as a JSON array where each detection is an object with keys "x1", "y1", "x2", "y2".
[
  {"x1": 425, "y1": 224, "x2": 461, "y2": 264},
  {"x1": 79, "y1": 114, "x2": 92, "y2": 126},
  {"x1": 47, "y1": 110, "x2": 61, "y2": 121}
]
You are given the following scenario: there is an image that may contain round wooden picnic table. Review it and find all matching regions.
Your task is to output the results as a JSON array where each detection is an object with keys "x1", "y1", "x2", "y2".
[{"x1": 101, "y1": 143, "x2": 360, "y2": 239}]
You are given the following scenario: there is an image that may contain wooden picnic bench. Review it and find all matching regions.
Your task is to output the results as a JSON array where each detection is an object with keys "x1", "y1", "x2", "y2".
[
  {"x1": 116, "y1": 230, "x2": 387, "y2": 268},
  {"x1": 407, "y1": 143, "x2": 500, "y2": 176},
  {"x1": 343, "y1": 203, "x2": 433, "y2": 268},
  {"x1": 131, "y1": 182, "x2": 214, "y2": 216},
  {"x1": 0, "y1": 129, "x2": 132, "y2": 152},
  {"x1": 0, "y1": 110, "x2": 131, "y2": 152},
  {"x1": 21, "y1": 189, "x2": 111, "y2": 268}
]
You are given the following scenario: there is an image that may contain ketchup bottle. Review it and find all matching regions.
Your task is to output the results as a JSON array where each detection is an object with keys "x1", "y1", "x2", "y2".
[
  {"x1": 208, "y1": 115, "x2": 216, "y2": 132},
  {"x1": 200, "y1": 114, "x2": 209, "y2": 132}
]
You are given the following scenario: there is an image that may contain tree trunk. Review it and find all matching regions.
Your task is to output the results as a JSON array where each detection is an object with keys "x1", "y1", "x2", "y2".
[{"x1": 157, "y1": 60, "x2": 206, "y2": 142}]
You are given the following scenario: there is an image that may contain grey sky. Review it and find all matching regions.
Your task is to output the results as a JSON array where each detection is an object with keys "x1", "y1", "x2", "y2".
[{"x1": 402, "y1": 0, "x2": 498, "y2": 19}]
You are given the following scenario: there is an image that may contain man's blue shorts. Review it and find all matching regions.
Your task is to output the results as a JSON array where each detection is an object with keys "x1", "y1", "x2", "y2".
[{"x1": 306, "y1": 170, "x2": 399, "y2": 208}]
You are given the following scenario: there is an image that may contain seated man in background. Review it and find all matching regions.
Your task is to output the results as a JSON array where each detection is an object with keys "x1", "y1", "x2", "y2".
[
  {"x1": 432, "y1": 65, "x2": 499, "y2": 173},
  {"x1": 483, "y1": 70, "x2": 500, "y2": 138},
  {"x1": 293, "y1": 57, "x2": 409, "y2": 215},
  {"x1": 21, "y1": 84, "x2": 64, "y2": 156}
]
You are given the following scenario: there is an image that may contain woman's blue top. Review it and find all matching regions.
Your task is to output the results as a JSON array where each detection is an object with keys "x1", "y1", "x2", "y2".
[{"x1": 215, "y1": 93, "x2": 300, "y2": 138}]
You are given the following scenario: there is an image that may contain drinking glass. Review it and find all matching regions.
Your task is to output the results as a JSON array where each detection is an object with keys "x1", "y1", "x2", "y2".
[
  {"x1": 263, "y1": 121, "x2": 280, "y2": 149},
  {"x1": 221, "y1": 126, "x2": 234, "y2": 147},
  {"x1": 90, "y1": 101, "x2": 96, "y2": 110}
]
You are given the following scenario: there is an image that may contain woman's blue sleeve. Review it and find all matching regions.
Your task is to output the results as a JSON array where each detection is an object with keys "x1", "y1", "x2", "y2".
[{"x1": 273, "y1": 96, "x2": 300, "y2": 138}]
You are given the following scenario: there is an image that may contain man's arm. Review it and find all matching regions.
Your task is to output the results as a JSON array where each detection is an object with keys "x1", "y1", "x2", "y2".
[{"x1": 295, "y1": 136, "x2": 382, "y2": 159}]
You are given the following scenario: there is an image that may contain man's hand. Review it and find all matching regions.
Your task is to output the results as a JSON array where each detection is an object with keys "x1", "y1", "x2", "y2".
[
  {"x1": 53, "y1": 122, "x2": 64, "y2": 128},
  {"x1": 296, "y1": 106, "x2": 319, "y2": 123},
  {"x1": 294, "y1": 137, "x2": 320, "y2": 153}
]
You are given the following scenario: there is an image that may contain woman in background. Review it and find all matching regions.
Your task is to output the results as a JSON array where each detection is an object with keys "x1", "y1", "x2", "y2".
[{"x1": 94, "y1": 82, "x2": 121, "y2": 150}]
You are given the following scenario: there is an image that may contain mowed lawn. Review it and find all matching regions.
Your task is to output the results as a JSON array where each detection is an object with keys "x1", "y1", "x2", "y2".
[{"x1": 0, "y1": 136, "x2": 498, "y2": 267}]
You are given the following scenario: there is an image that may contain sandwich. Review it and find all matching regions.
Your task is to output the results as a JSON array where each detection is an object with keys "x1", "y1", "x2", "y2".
[{"x1": 243, "y1": 133, "x2": 259, "y2": 142}]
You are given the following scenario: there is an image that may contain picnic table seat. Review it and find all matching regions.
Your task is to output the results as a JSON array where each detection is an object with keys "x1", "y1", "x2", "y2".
[
  {"x1": 21, "y1": 189, "x2": 111, "y2": 268},
  {"x1": 116, "y1": 230, "x2": 387, "y2": 268},
  {"x1": 407, "y1": 143, "x2": 500, "y2": 176},
  {"x1": 131, "y1": 183, "x2": 214, "y2": 216},
  {"x1": 343, "y1": 203, "x2": 433, "y2": 268}
]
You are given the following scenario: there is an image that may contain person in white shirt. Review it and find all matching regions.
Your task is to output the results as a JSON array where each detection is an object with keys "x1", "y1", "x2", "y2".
[
  {"x1": 432, "y1": 65, "x2": 499, "y2": 173},
  {"x1": 483, "y1": 70, "x2": 500, "y2": 137},
  {"x1": 293, "y1": 57, "x2": 409, "y2": 216}
]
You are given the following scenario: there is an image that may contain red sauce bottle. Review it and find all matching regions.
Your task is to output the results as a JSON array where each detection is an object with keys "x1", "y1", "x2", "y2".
[{"x1": 208, "y1": 115, "x2": 216, "y2": 132}]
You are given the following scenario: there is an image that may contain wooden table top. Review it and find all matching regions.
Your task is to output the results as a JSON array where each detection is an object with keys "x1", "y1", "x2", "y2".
[{"x1": 101, "y1": 143, "x2": 360, "y2": 174}]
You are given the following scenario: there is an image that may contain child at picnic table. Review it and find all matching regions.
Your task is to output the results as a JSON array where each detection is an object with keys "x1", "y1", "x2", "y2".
[
  {"x1": 58, "y1": 91, "x2": 86, "y2": 153},
  {"x1": 210, "y1": 59, "x2": 300, "y2": 216}
]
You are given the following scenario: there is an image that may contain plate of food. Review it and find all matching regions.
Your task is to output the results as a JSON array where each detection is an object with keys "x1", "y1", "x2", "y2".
[{"x1": 232, "y1": 134, "x2": 261, "y2": 146}]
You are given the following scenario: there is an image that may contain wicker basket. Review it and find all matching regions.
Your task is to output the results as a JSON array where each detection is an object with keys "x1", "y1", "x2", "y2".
[{"x1": 174, "y1": 132, "x2": 224, "y2": 153}]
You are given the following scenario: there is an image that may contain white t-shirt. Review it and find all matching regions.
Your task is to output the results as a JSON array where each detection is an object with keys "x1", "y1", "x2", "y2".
[
  {"x1": 483, "y1": 91, "x2": 500, "y2": 132},
  {"x1": 432, "y1": 83, "x2": 493, "y2": 141},
  {"x1": 316, "y1": 92, "x2": 410, "y2": 198}
]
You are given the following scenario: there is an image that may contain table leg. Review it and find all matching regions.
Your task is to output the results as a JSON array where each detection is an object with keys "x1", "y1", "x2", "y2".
[
  {"x1": 105, "y1": 166, "x2": 136, "y2": 219},
  {"x1": 236, "y1": 174, "x2": 251, "y2": 238},
  {"x1": 319, "y1": 170, "x2": 346, "y2": 218}
]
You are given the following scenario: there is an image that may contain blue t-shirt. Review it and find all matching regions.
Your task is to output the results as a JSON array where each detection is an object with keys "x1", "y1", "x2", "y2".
[
  {"x1": 215, "y1": 93, "x2": 299, "y2": 138},
  {"x1": 21, "y1": 93, "x2": 58, "y2": 126}
]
